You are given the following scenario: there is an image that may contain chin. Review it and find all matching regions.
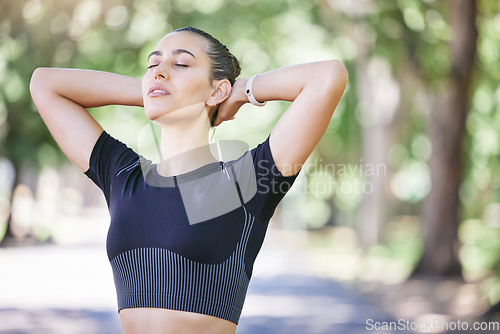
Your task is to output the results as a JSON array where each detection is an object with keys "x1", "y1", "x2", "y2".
[
  {"x1": 145, "y1": 111, "x2": 160, "y2": 121},
  {"x1": 144, "y1": 105, "x2": 171, "y2": 121},
  {"x1": 145, "y1": 111, "x2": 159, "y2": 121},
  {"x1": 145, "y1": 102, "x2": 210, "y2": 125}
]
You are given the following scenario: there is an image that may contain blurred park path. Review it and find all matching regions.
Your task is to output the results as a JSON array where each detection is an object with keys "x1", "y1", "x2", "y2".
[{"x1": 0, "y1": 228, "x2": 398, "y2": 334}]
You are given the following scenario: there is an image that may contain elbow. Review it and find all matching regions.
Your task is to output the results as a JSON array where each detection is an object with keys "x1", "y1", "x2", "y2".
[
  {"x1": 324, "y1": 60, "x2": 348, "y2": 91},
  {"x1": 312, "y1": 60, "x2": 348, "y2": 118},
  {"x1": 30, "y1": 67, "x2": 55, "y2": 102},
  {"x1": 307, "y1": 60, "x2": 348, "y2": 98},
  {"x1": 29, "y1": 67, "x2": 47, "y2": 97},
  {"x1": 335, "y1": 60, "x2": 349, "y2": 85}
]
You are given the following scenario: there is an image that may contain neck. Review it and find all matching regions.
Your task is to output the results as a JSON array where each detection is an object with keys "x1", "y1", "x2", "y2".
[{"x1": 155, "y1": 103, "x2": 216, "y2": 176}]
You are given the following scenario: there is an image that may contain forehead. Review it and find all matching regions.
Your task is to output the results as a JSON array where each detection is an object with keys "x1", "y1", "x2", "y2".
[{"x1": 154, "y1": 31, "x2": 209, "y2": 59}]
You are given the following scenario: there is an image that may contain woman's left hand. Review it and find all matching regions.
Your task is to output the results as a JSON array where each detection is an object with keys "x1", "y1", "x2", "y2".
[{"x1": 213, "y1": 78, "x2": 248, "y2": 126}]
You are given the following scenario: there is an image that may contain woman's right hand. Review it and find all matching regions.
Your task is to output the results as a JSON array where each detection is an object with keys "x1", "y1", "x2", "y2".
[{"x1": 212, "y1": 77, "x2": 249, "y2": 126}]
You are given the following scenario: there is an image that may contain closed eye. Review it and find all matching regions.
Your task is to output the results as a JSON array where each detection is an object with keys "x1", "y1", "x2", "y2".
[{"x1": 147, "y1": 63, "x2": 188, "y2": 70}]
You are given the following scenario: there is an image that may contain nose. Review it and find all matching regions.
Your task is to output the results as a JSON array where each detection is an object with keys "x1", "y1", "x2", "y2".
[{"x1": 153, "y1": 64, "x2": 169, "y2": 80}]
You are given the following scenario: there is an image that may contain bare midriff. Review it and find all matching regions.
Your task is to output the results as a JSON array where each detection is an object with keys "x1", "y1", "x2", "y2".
[{"x1": 119, "y1": 308, "x2": 237, "y2": 334}]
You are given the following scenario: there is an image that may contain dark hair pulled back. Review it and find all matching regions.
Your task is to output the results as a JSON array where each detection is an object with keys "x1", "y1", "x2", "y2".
[{"x1": 173, "y1": 27, "x2": 241, "y2": 85}]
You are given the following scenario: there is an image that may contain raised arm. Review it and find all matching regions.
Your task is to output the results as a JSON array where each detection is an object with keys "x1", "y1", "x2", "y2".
[
  {"x1": 216, "y1": 60, "x2": 348, "y2": 176},
  {"x1": 30, "y1": 68, "x2": 143, "y2": 172}
]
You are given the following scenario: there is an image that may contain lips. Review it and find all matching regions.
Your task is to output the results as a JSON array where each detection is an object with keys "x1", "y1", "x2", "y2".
[{"x1": 148, "y1": 84, "x2": 170, "y2": 97}]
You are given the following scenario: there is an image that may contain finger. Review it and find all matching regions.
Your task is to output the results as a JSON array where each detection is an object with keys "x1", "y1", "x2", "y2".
[
  {"x1": 214, "y1": 116, "x2": 223, "y2": 127},
  {"x1": 213, "y1": 115, "x2": 234, "y2": 127}
]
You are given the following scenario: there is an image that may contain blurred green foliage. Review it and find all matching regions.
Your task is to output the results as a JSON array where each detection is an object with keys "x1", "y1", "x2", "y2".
[{"x1": 0, "y1": 0, "x2": 499, "y2": 299}]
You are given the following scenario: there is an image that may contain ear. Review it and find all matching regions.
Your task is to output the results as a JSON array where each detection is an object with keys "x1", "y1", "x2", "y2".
[{"x1": 207, "y1": 79, "x2": 232, "y2": 107}]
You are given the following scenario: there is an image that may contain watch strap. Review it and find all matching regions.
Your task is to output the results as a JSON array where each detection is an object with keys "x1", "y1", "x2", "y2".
[{"x1": 245, "y1": 74, "x2": 266, "y2": 107}]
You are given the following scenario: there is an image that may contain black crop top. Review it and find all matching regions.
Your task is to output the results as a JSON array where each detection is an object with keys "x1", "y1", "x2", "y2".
[{"x1": 84, "y1": 131, "x2": 298, "y2": 324}]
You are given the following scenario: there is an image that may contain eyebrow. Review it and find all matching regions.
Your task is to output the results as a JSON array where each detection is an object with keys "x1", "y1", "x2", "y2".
[{"x1": 147, "y1": 49, "x2": 197, "y2": 60}]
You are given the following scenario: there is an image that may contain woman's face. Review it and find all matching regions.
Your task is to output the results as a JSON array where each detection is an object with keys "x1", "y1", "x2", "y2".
[{"x1": 142, "y1": 31, "x2": 214, "y2": 122}]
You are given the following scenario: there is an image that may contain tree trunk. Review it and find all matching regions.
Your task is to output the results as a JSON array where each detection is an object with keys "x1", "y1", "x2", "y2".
[
  {"x1": 413, "y1": 0, "x2": 478, "y2": 276},
  {"x1": 353, "y1": 22, "x2": 400, "y2": 249},
  {"x1": 356, "y1": 58, "x2": 399, "y2": 248},
  {"x1": 0, "y1": 164, "x2": 19, "y2": 247}
]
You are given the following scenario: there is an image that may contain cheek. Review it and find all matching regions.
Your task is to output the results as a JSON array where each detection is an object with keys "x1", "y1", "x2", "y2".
[
  {"x1": 181, "y1": 69, "x2": 212, "y2": 92},
  {"x1": 185, "y1": 79, "x2": 213, "y2": 100},
  {"x1": 141, "y1": 75, "x2": 150, "y2": 95}
]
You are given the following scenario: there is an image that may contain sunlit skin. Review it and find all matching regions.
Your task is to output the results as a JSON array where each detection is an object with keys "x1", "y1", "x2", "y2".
[
  {"x1": 141, "y1": 32, "x2": 233, "y2": 177},
  {"x1": 142, "y1": 33, "x2": 218, "y2": 122},
  {"x1": 29, "y1": 27, "x2": 348, "y2": 334}
]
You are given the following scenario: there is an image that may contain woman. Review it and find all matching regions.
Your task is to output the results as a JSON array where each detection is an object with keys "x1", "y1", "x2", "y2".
[{"x1": 30, "y1": 27, "x2": 347, "y2": 334}]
